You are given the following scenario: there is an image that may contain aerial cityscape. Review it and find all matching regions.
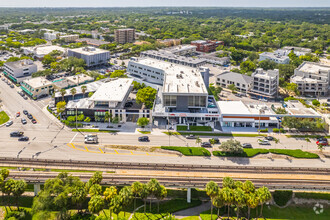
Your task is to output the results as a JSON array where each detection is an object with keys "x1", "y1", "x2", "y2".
[{"x1": 0, "y1": 1, "x2": 329, "y2": 219}]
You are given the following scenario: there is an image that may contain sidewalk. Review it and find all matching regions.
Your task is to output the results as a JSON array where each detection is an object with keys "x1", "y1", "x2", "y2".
[{"x1": 173, "y1": 201, "x2": 210, "y2": 219}]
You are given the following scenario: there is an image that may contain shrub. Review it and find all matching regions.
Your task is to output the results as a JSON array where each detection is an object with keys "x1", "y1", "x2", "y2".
[
  {"x1": 295, "y1": 192, "x2": 330, "y2": 201},
  {"x1": 161, "y1": 146, "x2": 211, "y2": 156},
  {"x1": 312, "y1": 99, "x2": 320, "y2": 106},
  {"x1": 273, "y1": 128, "x2": 279, "y2": 133},
  {"x1": 273, "y1": 190, "x2": 293, "y2": 206},
  {"x1": 258, "y1": 128, "x2": 268, "y2": 133},
  {"x1": 219, "y1": 139, "x2": 243, "y2": 154},
  {"x1": 177, "y1": 125, "x2": 188, "y2": 131}
]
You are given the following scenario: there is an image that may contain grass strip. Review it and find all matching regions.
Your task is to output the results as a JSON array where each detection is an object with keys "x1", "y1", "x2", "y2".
[
  {"x1": 163, "y1": 132, "x2": 267, "y2": 137},
  {"x1": 286, "y1": 134, "x2": 330, "y2": 138},
  {"x1": 161, "y1": 146, "x2": 211, "y2": 156},
  {"x1": 0, "y1": 111, "x2": 10, "y2": 125},
  {"x1": 295, "y1": 192, "x2": 330, "y2": 201},
  {"x1": 213, "y1": 149, "x2": 319, "y2": 158},
  {"x1": 72, "y1": 128, "x2": 119, "y2": 133}
]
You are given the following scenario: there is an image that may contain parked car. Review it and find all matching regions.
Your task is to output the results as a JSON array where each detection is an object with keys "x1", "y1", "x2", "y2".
[
  {"x1": 201, "y1": 142, "x2": 212, "y2": 148},
  {"x1": 27, "y1": 114, "x2": 33, "y2": 119},
  {"x1": 85, "y1": 137, "x2": 98, "y2": 144},
  {"x1": 10, "y1": 131, "x2": 24, "y2": 137},
  {"x1": 10, "y1": 84, "x2": 14, "y2": 88},
  {"x1": 209, "y1": 138, "x2": 220, "y2": 144},
  {"x1": 23, "y1": 110, "x2": 28, "y2": 115},
  {"x1": 185, "y1": 135, "x2": 196, "y2": 139},
  {"x1": 138, "y1": 136, "x2": 149, "y2": 142},
  {"x1": 21, "y1": 118, "x2": 27, "y2": 124},
  {"x1": 18, "y1": 136, "x2": 29, "y2": 142},
  {"x1": 16, "y1": 112, "x2": 20, "y2": 117},
  {"x1": 265, "y1": 136, "x2": 274, "y2": 141},
  {"x1": 317, "y1": 137, "x2": 327, "y2": 142},
  {"x1": 31, "y1": 119, "x2": 37, "y2": 124},
  {"x1": 23, "y1": 96, "x2": 28, "y2": 100},
  {"x1": 258, "y1": 139, "x2": 270, "y2": 145},
  {"x1": 242, "y1": 143, "x2": 253, "y2": 148},
  {"x1": 5, "y1": 121, "x2": 13, "y2": 127},
  {"x1": 316, "y1": 139, "x2": 328, "y2": 146}
]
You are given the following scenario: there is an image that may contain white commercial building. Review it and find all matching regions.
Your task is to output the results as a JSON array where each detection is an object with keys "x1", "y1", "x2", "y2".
[
  {"x1": 20, "y1": 77, "x2": 54, "y2": 99},
  {"x1": 68, "y1": 47, "x2": 110, "y2": 67},
  {"x1": 259, "y1": 52, "x2": 290, "y2": 64},
  {"x1": 216, "y1": 71, "x2": 252, "y2": 93},
  {"x1": 22, "y1": 45, "x2": 67, "y2": 60},
  {"x1": 3, "y1": 59, "x2": 37, "y2": 83},
  {"x1": 277, "y1": 46, "x2": 312, "y2": 57},
  {"x1": 290, "y1": 62, "x2": 330, "y2": 97},
  {"x1": 44, "y1": 31, "x2": 62, "y2": 41},
  {"x1": 248, "y1": 68, "x2": 279, "y2": 100}
]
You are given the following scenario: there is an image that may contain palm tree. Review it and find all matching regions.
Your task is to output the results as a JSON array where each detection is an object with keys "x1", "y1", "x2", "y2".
[
  {"x1": 60, "y1": 88, "x2": 66, "y2": 101},
  {"x1": 234, "y1": 180, "x2": 243, "y2": 189},
  {"x1": 223, "y1": 177, "x2": 235, "y2": 189},
  {"x1": 81, "y1": 85, "x2": 87, "y2": 98},
  {"x1": 257, "y1": 186, "x2": 271, "y2": 218},
  {"x1": 156, "y1": 185, "x2": 167, "y2": 213},
  {"x1": 209, "y1": 138, "x2": 216, "y2": 146},
  {"x1": 206, "y1": 181, "x2": 219, "y2": 219},
  {"x1": 222, "y1": 187, "x2": 233, "y2": 219},
  {"x1": 131, "y1": 182, "x2": 143, "y2": 211},
  {"x1": 212, "y1": 190, "x2": 225, "y2": 219},
  {"x1": 305, "y1": 138, "x2": 311, "y2": 150},
  {"x1": 110, "y1": 195, "x2": 122, "y2": 219},
  {"x1": 147, "y1": 179, "x2": 161, "y2": 212},
  {"x1": 88, "y1": 195, "x2": 105, "y2": 216},
  {"x1": 246, "y1": 192, "x2": 259, "y2": 220},
  {"x1": 140, "y1": 184, "x2": 149, "y2": 213},
  {"x1": 119, "y1": 186, "x2": 133, "y2": 217},
  {"x1": 70, "y1": 88, "x2": 77, "y2": 100},
  {"x1": 195, "y1": 136, "x2": 202, "y2": 146},
  {"x1": 242, "y1": 180, "x2": 255, "y2": 194},
  {"x1": 234, "y1": 188, "x2": 246, "y2": 219},
  {"x1": 104, "y1": 186, "x2": 117, "y2": 219},
  {"x1": 12, "y1": 179, "x2": 27, "y2": 210},
  {"x1": 72, "y1": 184, "x2": 87, "y2": 213},
  {"x1": 274, "y1": 138, "x2": 280, "y2": 149}
]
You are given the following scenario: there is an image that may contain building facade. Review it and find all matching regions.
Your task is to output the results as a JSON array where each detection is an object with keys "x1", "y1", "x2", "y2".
[
  {"x1": 68, "y1": 47, "x2": 110, "y2": 67},
  {"x1": 259, "y1": 52, "x2": 290, "y2": 64},
  {"x1": 216, "y1": 72, "x2": 252, "y2": 93},
  {"x1": 290, "y1": 62, "x2": 330, "y2": 97},
  {"x1": 59, "y1": 34, "x2": 79, "y2": 43},
  {"x1": 191, "y1": 40, "x2": 224, "y2": 53},
  {"x1": 248, "y1": 68, "x2": 279, "y2": 99},
  {"x1": 20, "y1": 77, "x2": 54, "y2": 99},
  {"x1": 3, "y1": 59, "x2": 37, "y2": 83},
  {"x1": 114, "y1": 29, "x2": 135, "y2": 44}
]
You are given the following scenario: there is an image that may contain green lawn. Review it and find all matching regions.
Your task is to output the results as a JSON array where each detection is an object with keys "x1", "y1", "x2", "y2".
[
  {"x1": 0, "y1": 111, "x2": 9, "y2": 125},
  {"x1": 72, "y1": 128, "x2": 119, "y2": 133},
  {"x1": 161, "y1": 146, "x2": 211, "y2": 156},
  {"x1": 177, "y1": 125, "x2": 213, "y2": 132},
  {"x1": 213, "y1": 149, "x2": 319, "y2": 158},
  {"x1": 138, "y1": 130, "x2": 151, "y2": 134},
  {"x1": 295, "y1": 192, "x2": 330, "y2": 201}
]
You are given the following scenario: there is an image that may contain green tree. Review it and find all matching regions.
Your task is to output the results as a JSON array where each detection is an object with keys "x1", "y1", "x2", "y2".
[
  {"x1": 227, "y1": 84, "x2": 237, "y2": 93},
  {"x1": 223, "y1": 177, "x2": 235, "y2": 189},
  {"x1": 119, "y1": 186, "x2": 133, "y2": 217},
  {"x1": 147, "y1": 178, "x2": 161, "y2": 212},
  {"x1": 305, "y1": 138, "x2": 311, "y2": 149},
  {"x1": 131, "y1": 182, "x2": 143, "y2": 211},
  {"x1": 212, "y1": 190, "x2": 225, "y2": 218},
  {"x1": 42, "y1": 54, "x2": 56, "y2": 66},
  {"x1": 110, "y1": 70, "x2": 127, "y2": 78},
  {"x1": 70, "y1": 88, "x2": 77, "y2": 100},
  {"x1": 240, "y1": 60, "x2": 257, "y2": 73},
  {"x1": 81, "y1": 85, "x2": 87, "y2": 97},
  {"x1": 60, "y1": 89, "x2": 66, "y2": 101},
  {"x1": 222, "y1": 187, "x2": 234, "y2": 219},
  {"x1": 137, "y1": 117, "x2": 149, "y2": 129},
  {"x1": 285, "y1": 83, "x2": 300, "y2": 96},
  {"x1": 220, "y1": 140, "x2": 243, "y2": 154},
  {"x1": 88, "y1": 195, "x2": 104, "y2": 216},
  {"x1": 89, "y1": 184, "x2": 102, "y2": 197},
  {"x1": 246, "y1": 192, "x2": 259, "y2": 220},
  {"x1": 12, "y1": 180, "x2": 27, "y2": 210},
  {"x1": 71, "y1": 184, "x2": 87, "y2": 213},
  {"x1": 140, "y1": 184, "x2": 149, "y2": 213},
  {"x1": 206, "y1": 181, "x2": 219, "y2": 219},
  {"x1": 195, "y1": 136, "x2": 202, "y2": 146},
  {"x1": 84, "y1": 117, "x2": 91, "y2": 122},
  {"x1": 312, "y1": 99, "x2": 320, "y2": 106},
  {"x1": 209, "y1": 138, "x2": 216, "y2": 145},
  {"x1": 88, "y1": 92, "x2": 94, "y2": 97},
  {"x1": 104, "y1": 186, "x2": 117, "y2": 219},
  {"x1": 257, "y1": 186, "x2": 272, "y2": 218},
  {"x1": 110, "y1": 195, "x2": 122, "y2": 219},
  {"x1": 56, "y1": 101, "x2": 66, "y2": 117},
  {"x1": 234, "y1": 188, "x2": 246, "y2": 219},
  {"x1": 136, "y1": 86, "x2": 157, "y2": 109},
  {"x1": 156, "y1": 185, "x2": 167, "y2": 213},
  {"x1": 258, "y1": 59, "x2": 278, "y2": 70}
]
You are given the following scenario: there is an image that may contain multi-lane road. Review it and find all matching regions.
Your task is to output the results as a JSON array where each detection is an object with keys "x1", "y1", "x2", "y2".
[{"x1": 0, "y1": 76, "x2": 329, "y2": 169}]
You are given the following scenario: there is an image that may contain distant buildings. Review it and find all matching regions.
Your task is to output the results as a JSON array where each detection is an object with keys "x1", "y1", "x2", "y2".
[
  {"x1": 277, "y1": 46, "x2": 312, "y2": 57},
  {"x1": 114, "y1": 29, "x2": 135, "y2": 44},
  {"x1": 216, "y1": 72, "x2": 252, "y2": 94},
  {"x1": 166, "y1": 45, "x2": 197, "y2": 56},
  {"x1": 22, "y1": 45, "x2": 67, "y2": 60},
  {"x1": 191, "y1": 40, "x2": 224, "y2": 53},
  {"x1": 259, "y1": 52, "x2": 290, "y2": 64},
  {"x1": 59, "y1": 34, "x2": 79, "y2": 43},
  {"x1": 20, "y1": 77, "x2": 54, "y2": 99},
  {"x1": 3, "y1": 59, "x2": 37, "y2": 83},
  {"x1": 248, "y1": 68, "x2": 279, "y2": 99},
  {"x1": 75, "y1": 38, "x2": 110, "y2": 47},
  {"x1": 198, "y1": 52, "x2": 230, "y2": 66},
  {"x1": 290, "y1": 62, "x2": 330, "y2": 97},
  {"x1": 44, "y1": 31, "x2": 62, "y2": 41},
  {"x1": 68, "y1": 47, "x2": 110, "y2": 67},
  {"x1": 157, "y1": 39, "x2": 181, "y2": 47}
]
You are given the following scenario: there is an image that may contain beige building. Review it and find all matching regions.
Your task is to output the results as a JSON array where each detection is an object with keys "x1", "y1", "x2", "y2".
[
  {"x1": 20, "y1": 77, "x2": 54, "y2": 99},
  {"x1": 115, "y1": 29, "x2": 135, "y2": 44},
  {"x1": 157, "y1": 39, "x2": 181, "y2": 46},
  {"x1": 59, "y1": 34, "x2": 79, "y2": 43}
]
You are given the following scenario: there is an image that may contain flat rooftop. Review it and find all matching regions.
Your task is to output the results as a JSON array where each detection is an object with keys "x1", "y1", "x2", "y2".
[
  {"x1": 297, "y1": 62, "x2": 330, "y2": 74},
  {"x1": 141, "y1": 50, "x2": 206, "y2": 65},
  {"x1": 23, "y1": 77, "x2": 52, "y2": 88},
  {"x1": 55, "y1": 80, "x2": 104, "y2": 98},
  {"x1": 76, "y1": 38, "x2": 110, "y2": 45},
  {"x1": 260, "y1": 52, "x2": 289, "y2": 60},
  {"x1": 90, "y1": 78, "x2": 133, "y2": 102},
  {"x1": 22, "y1": 45, "x2": 66, "y2": 55},
  {"x1": 5, "y1": 59, "x2": 35, "y2": 69},
  {"x1": 218, "y1": 101, "x2": 274, "y2": 115},
  {"x1": 69, "y1": 47, "x2": 109, "y2": 55}
]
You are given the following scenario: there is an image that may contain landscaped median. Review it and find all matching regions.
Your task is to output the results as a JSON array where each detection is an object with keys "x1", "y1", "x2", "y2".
[
  {"x1": 161, "y1": 146, "x2": 211, "y2": 156},
  {"x1": 72, "y1": 128, "x2": 119, "y2": 133},
  {"x1": 163, "y1": 131, "x2": 267, "y2": 137},
  {"x1": 0, "y1": 111, "x2": 10, "y2": 125},
  {"x1": 212, "y1": 148, "x2": 319, "y2": 158},
  {"x1": 176, "y1": 125, "x2": 213, "y2": 131},
  {"x1": 286, "y1": 134, "x2": 330, "y2": 138}
]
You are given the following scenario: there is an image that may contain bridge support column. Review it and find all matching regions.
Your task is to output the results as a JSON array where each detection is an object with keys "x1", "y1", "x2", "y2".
[
  {"x1": 187, "y1": 187, "x2": 191, "y2": 203},
  {"x1": 34, "y1": 184, "x2": 40, "y2": 196}
]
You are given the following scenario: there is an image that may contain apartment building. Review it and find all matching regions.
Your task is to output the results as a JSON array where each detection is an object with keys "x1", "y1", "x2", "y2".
[
  {"x1": 68, "y1": 47, "x2": 110, "y2": 67},
  {"x1": 59, "y1": 34, "x2": 79, "y2": 43},
  {"x1": 190, "y1": 40, "x2": 224, "y2": 53},
  {"x1": 157, "y1": 39, "x2": 181, "y2": 47},
  {"x1": 277, "y1": 46, "x2": 312, "y2": 57},
  {"x1": 216, "y1": 72, "x2": 252, "y2": 93},
  {"x1": 3, "y1": 59, "x2": 37, "y2": 83},
  {"x1": 259, "y1": 52, "x2": 290, "y2": 64},
  {"x1": 248, "y1": 68, "x2": 279, "y2": 99},
  {"x1": 290, "y1": 62, "x2": 330, "y2": 97},
  {"x1": 44, "y1": 31, "x2": 61, "y2": 41},
  {"x1": 75, "y1": 38, "x2": 110, "y2": 47},
  {"x1": 114, "y1": 29, "x2": 135, "y2": 44},
  {"x1": 20, "y1": 77, "x2": 54, "y2": 99}
]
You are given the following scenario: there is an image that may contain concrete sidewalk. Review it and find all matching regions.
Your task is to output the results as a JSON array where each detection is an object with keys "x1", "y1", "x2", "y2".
[{"x1": 173, "y1": 201, "x2": 210, "y2": 219}]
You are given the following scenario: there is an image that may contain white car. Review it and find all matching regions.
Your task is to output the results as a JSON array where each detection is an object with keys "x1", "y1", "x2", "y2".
[
  {"x1": 5, "y1": 121, "x2": 13, "y2": 127},
  {"x1": 258, "y1": 139, "x2": 270, "y2": 145},
  {"x1": 85, "y1": 137, "x2": 98, "y2": 144}
]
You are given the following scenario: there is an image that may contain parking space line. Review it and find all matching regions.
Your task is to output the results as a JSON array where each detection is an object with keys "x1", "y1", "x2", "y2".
[
  {"x1": 70, "y1": 133, "x2": 78, "y2": 143},
  {"x1": 130, "y1": 151, "x2": 133, "y2": 155},
  {"x1": 85, "y1": 146, "x2": 90, "y2": 152},
  {"x1": 114, "y1": 150, "x2": 119, "y2": 154},
  {"x1": 99, "y1": 148, "x2": 104, "y2": 154}
]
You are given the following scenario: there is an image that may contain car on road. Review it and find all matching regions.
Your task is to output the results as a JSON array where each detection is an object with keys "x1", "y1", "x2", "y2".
[
  {"x1": 201, "y1": 142, "x2": 212, "y2": 148},
  {"x1": 258, "y1": 139, "x2": 270, "y2": 145},
  {"x1": 5, "y1": 121, "x2": 13, "y2": 127},
  {"x1": 316, "y1": 139, "x2": 328, "y2": 146},
  {"x1": 23, "y1": 110, "x2": 28, "y2": 115},
  {"x1": 209, "y1": 138, "x2": 220, "y2": 144},
  {"x1": 242, "y1": 143, "x2": 253, "y2": 148},
  {"x1": 23, "y1": 96, "x2": 28, "y2": 100},
  {"x1": 10, "y1": 84, "x2": 14, "y2": 88},
  {"x1": 27, "y1": 114, "x2": 33, "y2": 119},
  {"x1": 265, "y1": 136, "x2": 274, "y2": 141},
  {"x1": 85, "y1": 137, "x2": 98, "y2": 144},
  {"x1": 138, "y1": 136, "x2": 149, "y2": 142},
  {"x1": 317, "y1": 137, "x2": 327, "y2": 142},
  {"x1": 31, "y1": 119, "x2": 37, "y2": 124},
  {"x1": 18, "y1": 136, "x2": 29, "y2": 142},
  {"x1": 16, "y1": 112, "x2": 20, "y2": 117},
  {"x1": 185, "y1": 134, "x2": 196, "y2": 139},
  {"x1": 10, "y1": 131, "x2": 24, "y2": 137},
  {"x1": 21, "y1": 118, "x2": 27, "y2": 124}
]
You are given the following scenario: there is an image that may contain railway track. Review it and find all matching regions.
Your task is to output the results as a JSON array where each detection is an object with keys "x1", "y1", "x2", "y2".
[
  {"x1": 9, "y1": 171, "x2": 330, "y2": 191},
  {"x1": 0, "y1": 157, "x2": 329, "y2": 175}
]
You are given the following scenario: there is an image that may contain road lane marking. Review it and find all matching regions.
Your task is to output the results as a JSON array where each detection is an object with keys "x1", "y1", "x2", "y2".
[
  {"x1": 99, "y1": 148, "x2": 104, "y2": 154},
  {"x1": 130, "y1": 151, "x2": 133, "y2": 155},
  {"x1": 114, "y1": 150, "x2": 119, "y2": 154},
  {"x1": 85, "y1": 146, "x2": 90, "y2": 152},
  {"x1": 70, "y1": 133, "x2": 78, "y2": 143}
]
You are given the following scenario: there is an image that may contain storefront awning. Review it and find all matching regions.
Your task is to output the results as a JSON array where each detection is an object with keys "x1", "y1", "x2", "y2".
[{"x1": 20, "y1": 86, "x2": 33, "y2": 96}]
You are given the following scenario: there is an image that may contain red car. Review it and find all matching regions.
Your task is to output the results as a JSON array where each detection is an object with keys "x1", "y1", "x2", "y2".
[
  {"x1": 316, "y1": 140, "x2": 328, "y2": 146},
  {"x1": 31, "y1": 119, "x2": 37, "y2": 124},
  {"x1": 16, "y1": 112, "x2": 20, "y2": 117}
]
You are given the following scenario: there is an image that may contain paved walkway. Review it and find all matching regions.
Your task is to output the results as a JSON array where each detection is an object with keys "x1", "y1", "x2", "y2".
[{"x1": 173, "y1": 201, "x2": 210, "y2": 219}]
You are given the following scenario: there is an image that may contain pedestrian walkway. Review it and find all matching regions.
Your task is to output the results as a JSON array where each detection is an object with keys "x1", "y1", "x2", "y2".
[{"x1": 173, "y1": 201, "x2": 210, "y2": 219}]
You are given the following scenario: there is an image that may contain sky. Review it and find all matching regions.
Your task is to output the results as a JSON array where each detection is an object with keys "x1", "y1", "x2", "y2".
[{"x1": 0, "y1": 0, "x2": 329, "y2": 8}]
